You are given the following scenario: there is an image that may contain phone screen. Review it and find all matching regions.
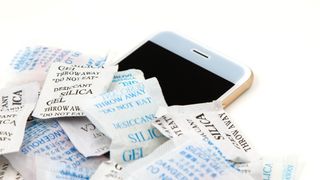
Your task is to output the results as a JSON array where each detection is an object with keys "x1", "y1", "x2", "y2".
[{"x1": 119, "y1": 41, "x2": 234, "y2": 105}]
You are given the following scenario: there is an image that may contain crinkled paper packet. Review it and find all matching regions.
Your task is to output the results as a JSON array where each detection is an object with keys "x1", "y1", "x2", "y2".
[
  {"x1": 235, "y1": 156, "x2": 302, "y2": 180},
  {"x1": 0, "y1": 83, "x2": 39, "y2": 155},
  {"x1": 81, "y1": 78, "x2": 168, "y2": 164},
  {"x1": 32, "y1": 63, "x2": 118, "y2": 118},
  {"x1": 153, "y1": 102, "x2": 259, "y2": 163},
  {"x1": 56, "y1": 69, "x2": 146, "y2": 157}
]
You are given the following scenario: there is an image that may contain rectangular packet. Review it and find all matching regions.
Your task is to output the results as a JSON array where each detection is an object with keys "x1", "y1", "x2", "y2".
[
  {"x1": 4, "y1": 119, "x2": 106, "y2": 180},
  {"x1": 0, "y1": 156, "x2": 22, "y2": 180},
  {"x1": 259, "y1": 156, "x2": 301, "y2": 180},
  {"x1": 81, "y1": 78, "x2": 168, "y2": 163},
  {"x1": 122, "y1": 135, "x2": 254, "y2": 180},
  {"x1": 55, "y1": 70, "x2": 143, "y2": 157},
  {"x1": 8, "y1": 46, "x2": 107, "y2": 87},
  {"x1": 32, "y1": 62, "x2": 118, "y2": 119},
  {"x1": 234, "y1": 156, "x2": 302, "y2": 180},
  {"x1": 0, "y1": 82, "x2": 39, "y2": 155},
  {"x1": 108, "y1": 69, "x2": 145, "y2": 91},
  {"x1": 90, "y1": 160, "x2": 123, "y2": 180},
  {"x1": 153, "y1": 101, "x2": 259, "y2": 163},
  {"x1": 58, "y1": 117, "x2": 111, "y2": 157}
]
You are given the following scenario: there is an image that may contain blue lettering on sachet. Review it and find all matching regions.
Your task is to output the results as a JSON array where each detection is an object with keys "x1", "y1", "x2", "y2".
[
  {"x1": 263, "y1": 163, "x2": 272, "y2": 180},
  {"x1": 112, "y1": 114, "x2": 156, "y2": 129},
  {"x1": 21, "y1": 128, "x2": 65, "y2": 154},
  {"x1": 56, "y1": 165, "x2": 95, "y2": 180},
  {"x1": 128, "y1": 127, "x2": 163, "y2": 143},
  {"x1": 141, "y1": 141, "x2": 241, "y2": 179},
  {"x1": 122, "y1": 147, "x2": 143, "y2": 162},
  {"x1": 282, "y1": 165, "x2": 295, "y2": 180},
  {"x1": 19, "y1": 119, "x2": 93, "y2": 168},
  {"x1": 94, "y1": 84, "x2": 146, "y2": 113},
  {"x1": 59, "y1": 170, "x2": 90, "y2": 180},
  {"x1": 86, "y1": 58, "x2": 106, "y2": 68},
  {"x1": 9, "y1": 47, "x2": 106, "y2": 72}
]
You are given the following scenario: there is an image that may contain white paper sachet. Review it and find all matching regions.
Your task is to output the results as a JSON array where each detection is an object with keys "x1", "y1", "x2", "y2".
[
  {"x1": 108, "y1": 69, "x2": 145, "y2": 91},
  {"x1": 4, "y1": 119, "x2": 106, "y2": 180},
  {"x1": 122, "y1": 135, "x2": 254, "y2": 180},
  {"x1": 0, "y1": 82, "x2": 39, "y2": 155},
  {"x1": 0, "y1": 156, "x2": 23, "y2": 180},
  {"x1": 32, "y1": 63, "x2": 118, "y2": 119},
  {"x1": 259, "y1": 156, "x2": 301, "y2": 180},
  {"x1": 8, "y1": 46, "x2": 106, "y2": 87},
  {"x1": 81, "y1": 78, "x2": 168, "y2": 163},
  {"x1": 235, "y1": 156, "x2": 303, "y2": 180},
  {"x1": 90, "y1": 160, "x2": 123, "y2": 180},
  {"x1": 57, "y1": 117, "x2": 111, "y2": 157},
  {"x1": 152, "y1": 102, "x2": 259, "y2": 163}
]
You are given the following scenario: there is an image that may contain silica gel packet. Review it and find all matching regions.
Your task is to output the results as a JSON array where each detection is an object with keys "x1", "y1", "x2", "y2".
[
  {"x1": 32, "y1": 62, "x2": 118, "y2": 119},
  {"x1": 58, "y1": 117, "x2": 111, "y2": 157},
  {"x1": 153, "y1": 102, "x2": 259, "y2": 163},
  {"x1": 81, "y1": 78, "x2": 168, "y2": 163},
  {"x1": 0, "y1": 82, "x2": 39, "y2": 155},
  {"x1": 256, "y1": 156, "x2": 301, "y2": 180}
]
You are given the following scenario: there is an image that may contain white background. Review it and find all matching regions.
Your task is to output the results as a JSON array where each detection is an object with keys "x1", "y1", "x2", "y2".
[{"x1": 0, "y1": 0, "x2": 319, "y2": 179}]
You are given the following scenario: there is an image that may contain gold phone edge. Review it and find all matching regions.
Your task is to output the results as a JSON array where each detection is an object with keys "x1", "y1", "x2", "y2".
[{"x1": 222, "y1": 71, "x2": 254, "y2": 108}]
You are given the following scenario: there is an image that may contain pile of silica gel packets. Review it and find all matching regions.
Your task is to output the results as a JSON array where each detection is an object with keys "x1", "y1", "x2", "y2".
[{"x1": 0, "y1": 46, "x2": 302, "y2": 180}]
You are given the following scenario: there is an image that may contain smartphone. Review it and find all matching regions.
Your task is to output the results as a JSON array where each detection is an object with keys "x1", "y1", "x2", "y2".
[{"x1": 116, "y1": 32, "x2": 253, "y2": 107}]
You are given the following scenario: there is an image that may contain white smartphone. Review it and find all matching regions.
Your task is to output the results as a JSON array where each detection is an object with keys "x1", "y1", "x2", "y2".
[{"x1": 116, "y1": 31, "x2": 253, "y2": 107}]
